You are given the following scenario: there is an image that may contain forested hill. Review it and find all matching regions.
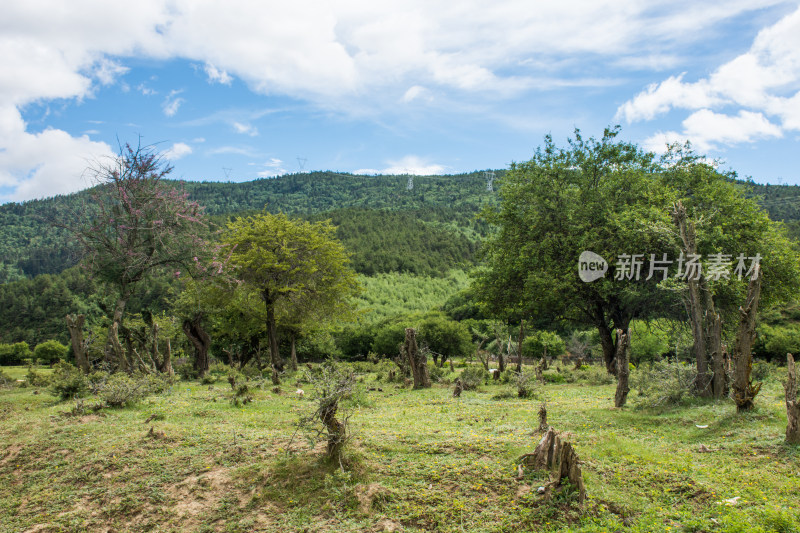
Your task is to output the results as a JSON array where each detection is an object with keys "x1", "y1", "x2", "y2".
[
  {"x1": 0, "y1": 170, "x2": 500, "y2": 282},
  {"x1": 2, "y1": 170, "x2": 800, "y2": 283}
]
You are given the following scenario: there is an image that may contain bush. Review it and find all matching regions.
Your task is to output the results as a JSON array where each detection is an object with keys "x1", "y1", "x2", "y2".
[
  {"x1": 49, "y1": 361, "x2": 88, "y2": 400},
  {"x1": 751, "y1": 359, "x2": 780, "y2": 382},
  {"x1": 543, "y1": 371, "x2": 566, "y2": 384},
  {"x1": 100, "y1": 373, "x2": 146, "y2": 407},
  {"x1": 514, "y1": 371, "x2": 539, "y2": 398},
  {"x1": 33, "y1": 340, "x2": 69, "y2": 365},
  {"x1": 0, "y1": 342, "x2": 32, "y2": 366},
  {"x1": 26, "y1": 366, "x2": 51, "y2": 387},
  {"x1": 460, "y1": 366, "x2": 488, "y2": 390},
  {"x1": 630, "y1": 360, "x2": 698, "y2": 409},
  {"x1": 87, "y1": 370, "x2": 110, "y2": 394},
  {"x1": 174, "y1": 358, "x2": 198, "y2": 380},
  {"x1": 571, "y1": 364, "x2": 614, "y2": 385},
  {"x1": 0, "y1": 369, "x2": 11, "y2": 388}
]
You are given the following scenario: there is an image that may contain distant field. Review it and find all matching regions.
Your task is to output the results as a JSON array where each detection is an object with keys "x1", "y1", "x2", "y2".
[{"x1": 0, "y1": 363, "x2": 797, "y2": 532}]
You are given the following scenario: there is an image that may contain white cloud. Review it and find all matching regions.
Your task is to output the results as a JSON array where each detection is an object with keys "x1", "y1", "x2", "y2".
[
  {"x1": 0, "y1": 0, "x2": 794, "y2": 200},
  {"x1": 232, "y1": 122, "x2": 258, "y2": 136},
  {"x1": 256, "y1": 158, "x2": 286, "y2": 178},
  {"x1": 162, "y1": 90, "x2": 184, "y2": 117},
  {"x1": 93, "y1": 58, "x2": 129, "y2": 86},
  {"x1": 204, "y1": 63, "x2": 232, "y2": 85},
  {"x1": 619, "y1": 5, "x2": 800, "y2": 148},
  {"x1": 355, "y1": 155, "x2": 445, "y2": 175},
  {"x1": 163, "y1": 142, "x2": 192, "y2": 160},
  {"x1": 137, "y1": 83, "x2": 156, "y2": 96},
  {"x1": 644, "y1": 109, "x2": 783, "y2": 153},
  {"x1": 0, "y1": 106, "x2": 113, "y2": 202}
]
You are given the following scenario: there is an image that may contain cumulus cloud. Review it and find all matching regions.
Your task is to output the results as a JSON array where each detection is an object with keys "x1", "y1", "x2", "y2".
[
  {"x1": 163, "y1": 142, "x2": 192, "y2": 160},
  {"x1": 355, "y1": 155, "x2": 446, "y2": 175},
  {"x1": 0, "y1": 0, "x2": 793, "y2": 200},
  {"x1": 619, "y1": 5, "x2": 800, "y2": 148},
  {"x1": 0, "y1": 106, "x2": 113, "y2": 203}
]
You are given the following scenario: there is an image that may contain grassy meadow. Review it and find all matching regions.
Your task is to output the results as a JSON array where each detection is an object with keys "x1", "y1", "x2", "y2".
[{"x1": 1, "y1": 362, "x2": 798, "y2": 533}]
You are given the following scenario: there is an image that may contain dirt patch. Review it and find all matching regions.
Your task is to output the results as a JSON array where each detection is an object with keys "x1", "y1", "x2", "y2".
[
  {"x1": 355, "y1": 483, "x2": 385, "y2": 515},
  {"x1": 372, "y1": 518, "x2": 403, "y2": 532},
  {"x1": 0, "y1": 443, "x2": 22, "y2": 466}
]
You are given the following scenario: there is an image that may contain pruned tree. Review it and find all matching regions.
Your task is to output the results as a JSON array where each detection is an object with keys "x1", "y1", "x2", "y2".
[
  {"x1": 731, "y1": 264, "x2": 763, "y2": 411},
  {"x1": 68, "y1": 142, "x2": 207, "y2": 373}
]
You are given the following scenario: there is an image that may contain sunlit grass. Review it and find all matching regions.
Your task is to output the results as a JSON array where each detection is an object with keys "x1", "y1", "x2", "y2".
[{"x1": 0, "y1": 364, "x2": 797, "y2": 532}]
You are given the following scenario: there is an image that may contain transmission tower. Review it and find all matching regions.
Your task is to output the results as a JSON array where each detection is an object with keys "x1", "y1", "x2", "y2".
[
  {"x1": 296, "y1": 157, "x2": 308, "y2": 173},
  {"x1": 485, "y1": 171, "x2": 495, "y2": 192},
  {"x1": 222, "y1": 167, "x2": 232, "y2": 180},
  {"x1": 407, "y1": 175, "x2": 413, "y2": 191}
]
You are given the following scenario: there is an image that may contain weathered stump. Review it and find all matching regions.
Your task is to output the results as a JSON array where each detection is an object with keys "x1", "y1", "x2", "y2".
[
  {"x1": 614, "y1": 329, "x2": 630, "y2": 408},
  {"x1": 732, "y1": 264, "x2": 762, "y2": 412},
  {"x1": 519, "y1": 427, "x2": 585, "y2": 503},
  {"x1": 785, "y1": 354, "x2": 800, "y2": 444},
  {"x1": 538, "y1": 402, "x2": 548, "y2": 433},
  {"x1": 404, "y1": 328, "x2": 430, "y2": 389},
  {"x1": 66, "y1": 314, "x2": 90, "y2": 374},
  {"x1": 453, "y1": 378, "x2": 463, "y2": 398}
]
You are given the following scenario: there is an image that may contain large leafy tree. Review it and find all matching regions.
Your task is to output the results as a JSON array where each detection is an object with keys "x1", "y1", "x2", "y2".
[
  {"x1": 222, "y1": 212, "x2": 359, "y2": 379},
  {"x1": 70, "y1": 142, "x2": 207, "y2": 372},
  {"x1": 474, "y1": 128, "x2": 675, "y2": 374}
]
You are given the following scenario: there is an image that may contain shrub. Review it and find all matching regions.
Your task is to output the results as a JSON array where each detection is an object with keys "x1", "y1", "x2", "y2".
[
  {"x1": 174, "y1": 358, "x2": 198, "y2": 380},
  {"x1": 514, "y1": 371, "x2": 539, "y2": 398},
  {"x1": 100, "y1": 373, "x2": 146, "y2": 407},
  {"x1": 33, "y1": 340, "x2": 69, "y2": 365},
  {"x1": 572, "y1": 364, "x2": 614, "y2": 385},
  {"x1": 0, "y1": 369, "x2": 10, "y2": 388},
  {"x1": 49, "y1": 361, "x2": 88, "y2": 400},
  {"x1": 26, "y1": 366, "x2": 51, "y2": 387},
  {"x1": 0, "y1": 342, "x2": 32, "y2": 366},
  {"x1": 460, "y1": 366, "x2": 488, "y2": 390},
  {"x1": 543, "y1": 371, "x2": 566, "y2": 384},
  {"x1": 751, "y1": 359, "x2": 779, "y2": 382},
  {"x1": 630, "y1": 360, "x2": 698, "y2": 409}
]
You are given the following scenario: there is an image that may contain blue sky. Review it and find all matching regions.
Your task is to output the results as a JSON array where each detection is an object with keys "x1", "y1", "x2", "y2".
[{"x1": 2, "y1": 1, "x2": 800, "y2": 203}]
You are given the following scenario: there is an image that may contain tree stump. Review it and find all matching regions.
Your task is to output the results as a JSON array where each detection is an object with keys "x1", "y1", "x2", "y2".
[
  {"x1": 519, "y1": 427, "x2": 585, "y2": 503},
  {"x1": 785, "y1": 354, "x2": 800, "y2": 444},
  {"x1": 538, "y1": 402, "x2": 548, "y2": 433},
  {"x1": 614, "y1": 329, "x2": 630, "y2": 408},
  {"x1": 404, "y1": 328, "x2": 431, "y2": 389},
  {"x1": 453, "y1": 378, "x2": 463, "y2": 398}
]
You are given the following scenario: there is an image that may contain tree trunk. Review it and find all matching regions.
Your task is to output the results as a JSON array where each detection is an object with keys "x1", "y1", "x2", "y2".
[
  {"x1": 516, "y1": 319, "x2": 525, "y2": 373},
  {"x1": 598, "y1": 322, "x2": 617, "y2": 376},
  {"x1": 183, "y1": 316, "x2": 210, "y2": 378},
  {"x1": 404, "y1": 328, "x2": 430, "y2": 389},
  {"x1": 731, "y1": 264, "x2": 762, "y2": 412},
  {"x1": 290, "y1": 332, "x2": 298, "y2": 372},
  {"x1": 107, "y1": 296, "x2": 129, "y2": 372},
  {"x1": 785, "y1": 354, "x2": 800, "y2": 444},
  {"x1": 162, "y1": 337, "x2": 174, "y2": 378},
  {"x1": 538, "y1": 402, "x2": 548, "y2": 432},
  {"x1": 321, "y1": 400, "x2": 346, "y2": 460},
  {"x1": 614, "y1": 329, "x2": 630, "y2": 408},
  {"x1": 707, "y1": 311, "x2": 727, "y2": 399},
  {"x1": 66, "y1": 314, "x2": 90, "y2": 374},
  {"x1": 496, "y1": 329, "x2": 506, "y2": 373},
  {"x1": 520, "y1": 427, "x2": 586, "y2": 504},
  {"x1": 263, "y1": 292, "x2": 283, "y2": 376}
]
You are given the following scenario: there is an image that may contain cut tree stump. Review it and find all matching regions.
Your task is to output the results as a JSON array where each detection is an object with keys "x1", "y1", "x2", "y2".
[
  {"x1": 518, "y1": 427, "x2": 586, "y2": 503},
  {"x1": 785, "y1": 354, "x2": 800, "y2": 444},
  {"x1": 453, "y1": 378, "x2": 463, "y2": 398}
]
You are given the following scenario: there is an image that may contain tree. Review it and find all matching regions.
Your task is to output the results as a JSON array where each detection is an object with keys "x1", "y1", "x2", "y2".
[
  {"x1": 661, "y1": 146, "x2": 800, "y2": 402},
  {"x1": 70, "y1": 142, "x2": 207, "y2": 372},
  {"x1": 33, "y1": 340, "x2": 68, "y2": 365},
  {"x1": 222, "y1": 212, "x2": 358, "y2": 381},
  {"x1": 522, "y1": 331, "x2": 565, "y2": 361},
  {"x1": 474, "y1": 128, "x2": 674, "y2": 377},
  {"x1": 418, "y1": 315, "x2": 472, "y2": 367},
  {"x1": 0, "y1": 342, "x2": 32, "y2": 366}
]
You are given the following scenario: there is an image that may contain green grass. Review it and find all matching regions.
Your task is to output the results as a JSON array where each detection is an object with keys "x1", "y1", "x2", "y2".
[{"x1": 0, "y1": 364, "x2": 798, "y2": 532}]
